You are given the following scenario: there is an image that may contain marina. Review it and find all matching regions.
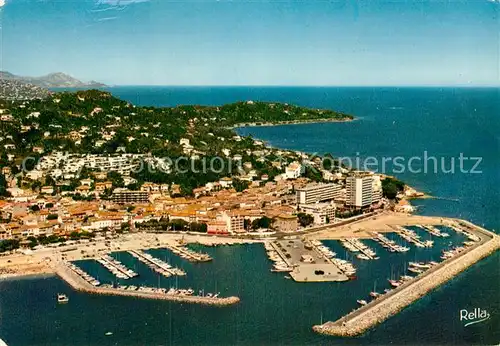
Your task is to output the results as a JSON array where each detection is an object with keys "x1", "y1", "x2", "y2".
[
  {"x1": 340, "y1": 238, "x2": 378, "y2": 260},
  {"x1": 370, "y1": 232, "x2": 410, "y2": 253},
  {"x1": 163, "y1": 244, "x2": 212, "y2": 262},
  {"x1": 393, "y1": 226, "x2": 433, "y2": 248},
  {"x1": 96, "y1": 254, "x2": 138, "y2": 280},
  {"x1": 313, "y1": 222, "x2": 500, "y2": 337},
  {"x1": 264, "y1": 239, "x2": 350, "y2": 282},
  {"x1": 128, "y1": 250, "x2": 186, "y2": 277},
  {"x1": 55, "y1": 262, "x2": 239, "y2": 306},
  {"x1": 415, "y1": 224, "x2": 450, "y2": 238}
]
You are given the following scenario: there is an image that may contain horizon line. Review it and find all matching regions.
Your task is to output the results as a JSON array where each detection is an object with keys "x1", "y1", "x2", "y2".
[{"x1": 54, "y1": 84, "x2": 500, "y2": 89}]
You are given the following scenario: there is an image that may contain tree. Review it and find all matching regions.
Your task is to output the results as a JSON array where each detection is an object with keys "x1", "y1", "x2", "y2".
[
  {"x1": 0, "y1": 173, "x2": 10, "y2": 197},
  {"x1": 47, "y1": 214, "x2": 58, "y2": 220},
  {"x1": 251, "y1": 216, "x2": 272, "y2": 230},
  {"x1": 233, "y1": 178, "x2": 250, "y2": 192},
  {"x1": 382, "y1": 177, "x2": 404, "y2": 199},
  {"x1": 297, "y1": 213, "x2": 314, "y2": 227}
]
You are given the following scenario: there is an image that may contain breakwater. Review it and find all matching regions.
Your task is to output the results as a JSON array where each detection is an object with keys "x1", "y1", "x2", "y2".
[
  {"x1": 54, "y1": 264, "x2": 239, "y2": 306},
  {"x1": 313, "y1": 223, "x2": 500, "y2": 337}
]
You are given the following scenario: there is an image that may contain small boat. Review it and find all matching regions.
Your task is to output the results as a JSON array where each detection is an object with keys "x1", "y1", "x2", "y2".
[
  {"x1": 357, "y1": 299, "x2": 367, "y2": 306},
  {"x1": 57, "y1": 293, "x2": 69, "y2": 303},
  {"x1": 388, "y1": 279, "x2": 401, "y2": 287},
  {"x1": 369, "y1": 292, "x2": 380, "y2": 298},
  {"x1": 284, "y1": 275, "x2": 291, "y2": 280},
  {"x1": 105, "y1": 332, "x2": 113, "y2": 336}
]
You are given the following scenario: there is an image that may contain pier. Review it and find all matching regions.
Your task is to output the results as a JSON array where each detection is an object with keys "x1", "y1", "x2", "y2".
[
  {"x1": 392, "y1": 226, "x2": 431, "y2": 248},
  {"x1": 312, "y1": 221, "x2": 500, "y2": 337},
  {"x1": 54, "y1": 263, "x2": 239, "y2": 306},
  {"x1": 370, "y1": 232, "x2": 409, "y2": 253},
  {"x1": 128, "y1": 250, "x2": 186, "y2": 277},
  {"x1": 340, "y1": 238, "x2": 378, "y2": 260},
  {"x1": 164, "y1": 244, "x2": 212, "y2": 262},
  {"x1": 415, "y1": 224, "x2": 449, "y2": 238},
  {"x1": 97, "y1": 255, "x2": 138, "y2": 279}
]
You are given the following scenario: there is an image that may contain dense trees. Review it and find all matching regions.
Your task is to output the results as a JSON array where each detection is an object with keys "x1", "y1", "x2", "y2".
[
  {"x1": 297, "y1": 213, "x2": 314, "y2": 227},
  {"x1": 382, "y1": 177, "x2": 405, "y2": 199}
]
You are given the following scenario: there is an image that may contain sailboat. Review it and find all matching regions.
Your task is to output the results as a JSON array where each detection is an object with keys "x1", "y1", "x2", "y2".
[{"x1": 370, "y1": 279, "x2": 380, "y2": 298}]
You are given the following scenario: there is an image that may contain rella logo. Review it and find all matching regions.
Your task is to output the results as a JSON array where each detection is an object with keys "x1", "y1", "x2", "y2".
[{"x1": 460, "y1": 308, "x2": 491, "y2": 327}]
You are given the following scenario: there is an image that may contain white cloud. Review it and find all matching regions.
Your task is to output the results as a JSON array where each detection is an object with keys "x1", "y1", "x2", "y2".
[{"x1": 0, "y1": 0, "x2": 5, "y2": 8}]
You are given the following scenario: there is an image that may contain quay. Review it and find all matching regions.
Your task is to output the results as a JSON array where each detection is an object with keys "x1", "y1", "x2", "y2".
[
  {"x1": 54, "y1": 263, "x2": 239, "y2": 306},
  {"x1": 370, "y1": 232, "x2": 409, "y2": 253},
  {"x1": 341, "y1": 238, "x2": 378, "y2": 260},
  {"x1": 392, "y1": 225, "x2": 430, "y2": 248},
  {"x1": 98, "y1": 255, "x2": 138, "y2": 279},
  {"x1": 312, "y1": 220, "x2": 500, "y2": 337},
  {"x1": 128, "y1": 250, "x2": 186, "y2": 277},
  {"x1": 164, "y1": 244, "x2": 212, "y2": 262},
  {"x1": 415, "y1": 224, "x2": 449, "y2": 238}
]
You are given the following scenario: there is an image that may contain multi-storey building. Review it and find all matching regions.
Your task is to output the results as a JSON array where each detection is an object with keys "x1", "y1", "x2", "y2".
[
  {"x1": 112, "y1": 190, "x2": 149, "y2": 204},
  {"x1": 346, "y1": 172, "x2": 376, "y2": 208},
  {"x1": 296, "y1": 183, "x2": 341, "y2": 205},
  {"x1": 298, "y1": 203, "x2": 336, "y2": 225}
]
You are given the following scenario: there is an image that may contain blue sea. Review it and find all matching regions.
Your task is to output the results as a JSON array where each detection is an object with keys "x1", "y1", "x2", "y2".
[{"x1": 1, "y1": 87, "x2": 498, "y2": 345}]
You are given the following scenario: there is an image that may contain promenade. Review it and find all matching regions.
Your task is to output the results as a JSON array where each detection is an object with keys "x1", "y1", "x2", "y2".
[
  {"x1": 312, "y1": 220, "x2": 499, "y2": 337},
  {"x1": 54, "y1": 263, "x2": 240, "y2": 306}
]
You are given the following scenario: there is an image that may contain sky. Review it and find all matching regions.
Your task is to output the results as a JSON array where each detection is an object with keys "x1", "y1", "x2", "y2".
[{"x1": 0, "y1": 0, "x2": 498, "y2": 86}]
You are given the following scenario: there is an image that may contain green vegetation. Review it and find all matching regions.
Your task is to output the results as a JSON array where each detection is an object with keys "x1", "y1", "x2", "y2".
[
  {"x1": 251, "y1": 216, "x2": 273, "y2": 230},
  {"x1": 297, "y1": 213, "x2": 314, "y2": 227},
  {"x1": 382, "y1": 177, "x2": 405, "y2": 199}
]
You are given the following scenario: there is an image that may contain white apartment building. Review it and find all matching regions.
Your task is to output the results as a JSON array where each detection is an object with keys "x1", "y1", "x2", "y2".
[
  {"x1": 299, "y1": 203, "x2": 336, "y2": 225},
  {"x1": 346, "y1": 173, "x2": 377, "y2": 208},
  {"x1": 296, "y1": 183, "x2": 341, "y2": 204},
  {"x1": 221, "y1": 212, "x2": 245, "y2": 233},
  {"x1": 285, "y1": 162, "x2": 302, "y2": 179}
]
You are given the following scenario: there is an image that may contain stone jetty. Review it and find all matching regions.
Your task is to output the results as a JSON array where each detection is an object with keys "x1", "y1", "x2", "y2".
[
  {"x1": 313, "y1": 221, "x2": 499, "y2": 337},
  {"x1": 54, "y1": 264, "x2": 239, "y2": 306}
]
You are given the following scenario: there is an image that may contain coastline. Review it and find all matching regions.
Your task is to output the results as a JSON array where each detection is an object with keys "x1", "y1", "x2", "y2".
[{"x1": 229, "y1": 117, "x2": 354, "y2": 129}]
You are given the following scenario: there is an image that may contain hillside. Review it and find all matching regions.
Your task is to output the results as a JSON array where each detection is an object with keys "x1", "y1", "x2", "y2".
[
  {"x1": 0, "y1": 79, "x2": 50, "y2": 100},
  {"x1": 0, "y1": 71, "x2": 106, "y2": 88}
]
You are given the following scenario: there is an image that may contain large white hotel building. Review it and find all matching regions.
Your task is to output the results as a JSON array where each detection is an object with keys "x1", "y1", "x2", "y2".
[
  {"x1": 296, "y1": 183, "x2": 341, "y2": 204},
  {"x1": 346, "y1": 172, "x2": 382, "y2": 208}
]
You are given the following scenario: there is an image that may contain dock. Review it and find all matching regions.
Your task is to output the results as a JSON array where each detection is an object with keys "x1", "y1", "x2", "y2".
[
  {"x1": 128, "y1": 250, "x2": 186, "y2": 277},
  {"x1": 370, "y1": 232, "x2": 409, "y2": 253},
  {"x1": 341, "y1": 238, "x2": 378, "y2": 260},
  {"x1": 97, "y1": 255, "x2": 138, "y2": 279},
  {"x1": 415, "y1": 224, "x2": 449, "y2": 238},
  {"x1": 54, "y1": 263, "x2": 239, "y2": 306},
  {"x1": 312, "y1": 221, "x2": 500, "y2": 337},
  {"x1": 164, "y1": 244, "x2": 212, "y2": 262},
  {"x1": 392, "y1": 226, "x2": 431, "y2": 248}
]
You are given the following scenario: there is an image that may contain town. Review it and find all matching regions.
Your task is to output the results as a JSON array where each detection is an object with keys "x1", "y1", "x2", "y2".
[{"x1": 0, "y1": 90, "x2": 419, "y2": 251}]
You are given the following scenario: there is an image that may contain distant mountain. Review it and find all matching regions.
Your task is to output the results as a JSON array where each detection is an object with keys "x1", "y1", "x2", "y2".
[{"x1": 0, "y1": 71, "x2": 106, "y2": 88}]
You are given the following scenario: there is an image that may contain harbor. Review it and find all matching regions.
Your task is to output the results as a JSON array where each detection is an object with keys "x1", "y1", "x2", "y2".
[
  {"x1": 370, "y1": 232, "x2": 410, "y2": 253},
  {"x1": 96, "y1": 254, "x2": 138, "y2": 280},
  {"x1": 264, "y1": 239, "x2": 350, "y2": 282},
  {"x1": 392, "y1": 225, "x2": 433, "y2": 248},
  {"x1": 54, "y1": 262, "x2": 239, "y2": 306},
  {"x1": 128, "y1": 249, "x2": 186, "y2": 277},
  {"x1": 163, "y1": 244, "x2": 212, "y2": 262},
  {"x1": 312, "y1": 221, "x2": 500, "y2": 337},
  {"x1": 340, "y1": 238, "x2": 379, "y2": 260}
]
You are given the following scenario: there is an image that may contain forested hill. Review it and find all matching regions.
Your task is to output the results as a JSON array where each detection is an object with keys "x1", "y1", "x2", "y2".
[{"x1": 0, "y1": 89, "x2": 353, "y2": 156}]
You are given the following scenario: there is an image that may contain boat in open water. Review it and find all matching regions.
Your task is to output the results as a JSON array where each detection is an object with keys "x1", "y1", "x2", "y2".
[{"x1": 57, "y1": 293, "x2": 69, "y2": 303}]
